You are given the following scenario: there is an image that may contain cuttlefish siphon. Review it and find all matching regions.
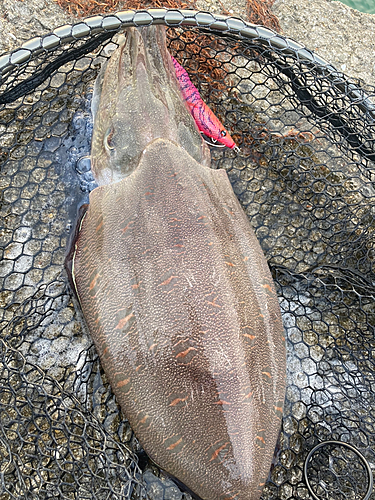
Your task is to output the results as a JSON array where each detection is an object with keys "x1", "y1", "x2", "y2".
[{"x1": 65, "y1": 25, "x2": 286, "y2": 500}]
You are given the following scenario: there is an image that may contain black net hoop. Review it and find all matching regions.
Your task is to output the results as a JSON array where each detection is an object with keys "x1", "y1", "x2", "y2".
[{"x1": 1, "y1": 8, "x2": 375, "y2": 500}]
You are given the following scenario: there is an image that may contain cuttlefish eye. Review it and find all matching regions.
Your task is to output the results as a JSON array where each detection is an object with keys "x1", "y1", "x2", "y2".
[
  {"x1": 221, "y1": 130, "x2": 227, "y2": 137},
  {"x1": 104, "y1": 126, "x2": 115, "y2": 152}
]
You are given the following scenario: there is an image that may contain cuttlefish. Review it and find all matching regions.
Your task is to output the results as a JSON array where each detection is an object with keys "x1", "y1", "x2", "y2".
[{"x1": 65, "y1": 25, "x2": 286, "y2": 500}]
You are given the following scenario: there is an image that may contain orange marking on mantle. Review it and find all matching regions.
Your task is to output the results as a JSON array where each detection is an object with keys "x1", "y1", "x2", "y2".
[
  {"x1": 223, "y1": 206, "x2": 234, "y2": 216},
  {"x1": 209, "y1": 442, "x2": 230, "y2": 462},
  {"x1": 176, "y1": 346, "x2": 196, "y2": 359},
  {"x1": 224, "y1": 494, "x2": 239, "y2": 500},
  {"x1": 89, "y1": 273, "x2": 99, "y2": 291},
  {"x1": 207, "y1": 296, "x2": 221, "y2": 308},
  {"x1": 167, "y1": 437, "x2": 183, "y2": 451},
  {"x1": 121, "y1": 220, "x2": 135, "y2": 234},
  {"x1": 262, "y1": 283, "x2": 273, "y2": 292},
  {"x1": 169, "y1": 395, "x2": 188, "y2": 407},
  {"x1": 243, "y1": 333, "x2": 256, "y2": 340},
  {"x1": 116, "y1": 378, "x2": 130, "y2": 388},
  {"x1": 159, "y1": 275, "x2": 178, "y2": 286},
  {"x1": 115, "y1": 312, "x2": 134, "y2": 330}
]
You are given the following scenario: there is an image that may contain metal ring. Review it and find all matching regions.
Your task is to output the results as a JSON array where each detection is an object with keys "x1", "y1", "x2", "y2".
[{"x1": 303, "y1": 440, "x2": 374, "y2": 500}]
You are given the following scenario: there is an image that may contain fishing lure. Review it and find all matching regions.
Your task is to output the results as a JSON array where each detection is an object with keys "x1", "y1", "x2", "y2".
[{"x1": 171, "y1": 55, "x2": 239, "y2": 152}]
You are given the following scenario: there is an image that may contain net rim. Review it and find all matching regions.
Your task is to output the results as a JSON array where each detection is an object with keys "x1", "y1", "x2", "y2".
[
  {"x1": 0, "y1": 8, "x2": 374, "y2": 119},
  {"x1": 0, "y1": 8, "x2": 347, "y2": 71}
]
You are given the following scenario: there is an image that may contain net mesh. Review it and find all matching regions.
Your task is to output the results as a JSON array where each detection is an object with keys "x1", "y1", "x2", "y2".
[{"x1": 0, "y1": 10, "x2": 374, "y2": 500}]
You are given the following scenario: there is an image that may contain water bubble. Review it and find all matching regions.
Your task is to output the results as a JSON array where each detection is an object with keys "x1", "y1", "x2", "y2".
[
  {"x1": 76, "y1": 156, "x2": 91, "y2": 174},
  {"x1": 72, "y1": 111, "x2": 86, "y2": 131}
]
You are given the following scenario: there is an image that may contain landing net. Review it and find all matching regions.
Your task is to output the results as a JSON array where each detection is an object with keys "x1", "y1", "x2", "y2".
[{"x1": 0, "y1": 9, "x2": 374, "y2": 500}]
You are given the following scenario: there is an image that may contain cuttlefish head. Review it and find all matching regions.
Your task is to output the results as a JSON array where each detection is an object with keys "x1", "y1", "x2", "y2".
[{"x1": 91, "y1": 25, "x2": 211, "y2": 186}]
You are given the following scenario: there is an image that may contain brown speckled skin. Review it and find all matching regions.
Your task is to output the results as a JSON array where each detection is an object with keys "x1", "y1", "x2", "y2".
[{"x1": 67, "y1": 26, "x2": 286, "y2": 500}]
